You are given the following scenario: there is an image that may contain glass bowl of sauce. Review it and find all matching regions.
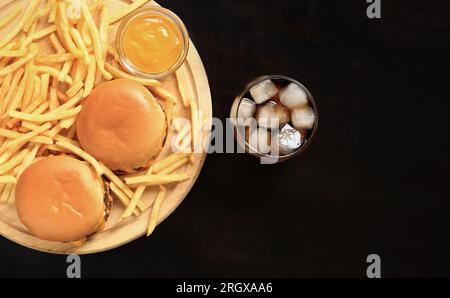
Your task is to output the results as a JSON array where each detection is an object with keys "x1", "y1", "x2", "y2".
[{"x1": 116, "y1": 7, "x2": 189, "y2": 79}]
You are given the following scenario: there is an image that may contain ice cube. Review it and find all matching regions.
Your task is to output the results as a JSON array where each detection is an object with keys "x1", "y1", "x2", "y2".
[
  {"x1": 256, "y1": 102, "x2": 291, "y2": 129},
  {"x1": 277, "y1": 124, "x2": 303, "y2": 155},
  {"x1": 248, "y1": 127, "x2": 272, "y2": 154},
  {"x1": 274, "y1": 104, "x2": 291, "y2": 126},
  {"x1": 256, "y1": 102, "x2": 277, "y2": 129},
  {"x1": 238, "y1": 98, "x2": 256, "y2": 121},
  {"x1": 250, "y1": 79, "x2": 278, "y2": 104},
  {"x1": 292, "y1": 106, "x2": 316, "y2": 130},
  {"x1": 279, "y1": 83, "x2": 308, "y2": 109}
]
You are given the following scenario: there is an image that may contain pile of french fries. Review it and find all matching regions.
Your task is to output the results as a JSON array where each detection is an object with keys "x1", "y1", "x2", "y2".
[{"x1": 0, "y1": 0, "x2": 204, "y2": 238}]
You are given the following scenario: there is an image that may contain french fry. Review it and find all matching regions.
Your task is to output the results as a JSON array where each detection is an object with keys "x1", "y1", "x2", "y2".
[
  {"x1": 0, "y1": 129, "x2": 53, "y2": 145},
  {"x1": 7, "y1": 188, "x2": 15, "y2": 203},
  {"x1": 0, "y1": 149, "x2": 29, "y2": 175},
  {"x1": 9, "y1": 106, "x2": 82, "y2": 123},
  {"x1": 27, "y1": 21, "x2": 37, "y2": 37},
  {"x1": 49, "y1": 33, "x2": 65, "y2": 53},
  {"x1": 173, "y1": 124, "x2": 192, "y2": 153},
  {"x1": 5, "y1": 123, "x2": 51, "y2": 150},
  {"x1": 73, "y1": 59, "x2": 87, "y2": 84},
  {"x1": 0, "y1": 176, "x2": 17, "y2": 184},
  {"x1": 105, "y1": 63, "x2": 161, "y2": 87},
  {"x1": 0, "y1": 4, "x2": 21, "y2": 29},
  {"x1": 70, "y1": 28, "x2": 90, "y2": 64},
  {"x1": 175, "y1": 68, "x2": 191, "y2": 107},
  {"x1": 49, "y1": 77, "x2": 59, "y2": 111},
  {"x1": 0, "y1": 0, "x2": 40, "y2": 49},
  {"x1": 36, "y1": 53, "x2": 75, "y2": 64},
  {"x1": 20, "y1": 101, "x2": 50, "y2": 131},
  {"x1": 66, "y1": 81, "x2": 84, "y2": 97},
  {"x1": 77, "y1": 17, "x2": 91, "y2": 47},
  {"x1": 23, "y1": 95, "x2": 43, "y2": 114},
  {"x1": 149, "y1": 86, "x2": 177, "y2": 125},
  {"x1": 7, "y1": 186, "x2": 16, "y2": 203},
  {"x1": 16, "y1": 144, "x2": 40, "y2": 177},
  {"x1": 21, "y1": 26, "x2": 58, "y2": 49},
  {"x1": 1, "y1": 73, "x2": 12, "y2": 96},
  {"x1": 32, "y1": 76, "x2": 41, "y2": 100},
  {"x1": 55, "y1": 141, "x2": 104, "y2": 175},
  {"x1": 152, "y1": 153, "x2": 191, "y2": 174},
  {"x1": 54, "y1": 135, "x2": 80, "y2": 147},
  {"x1": 190, "y1": 98, "x2": 199, "y2": 153},
  {"x1": 31, "y1": 25, "x2": 57, "y2": 41},
  {"x1": 178, "y1": 117, "x2": 207, "y2": 156},
  {"x1": 158, "y1": 158, "x2": 189, "y2": 175},
  {"x1": 1, "y1": 68, "x2": 24, "y2": 115},
  {"x1": 48, "y1": 124, "x2": 64, "y2": 139},
  {"x1": 8, "y1": 62, "x2": 33, "y2": 113},
  {"x1": 44, "y1": 144, "x2": 69, "y2": 154},
  {"x1": 165, "y1": 98, "x2": 174, "y2": 126},
  {"x1": 109, "y1": 183, "x2": 141, "y2": 217},
  {"x1": 110, "y1": 0, "x2": 149, "y2": 24},
  {"x1": 83, "y1": 54, "x2": 96, "y2": 97},
  {"x1": 0, "y1": 44, "x2": 39, "y2": 77},
  {"x1": 6, "y1": 90, "x2": 41, "y2": 129},
  {"x1": 0, "y1": 184, "x2": 14, "y2": 204},
  {"x1": 56, "y1": 1, "x2": 82, "y2": 57},
  {"x1": 121, "y1": 166, "x2": 154, "y2": 219},
  {"x1": 79, "y1": 0, "x2": 112, "y2": 80},
  {"x1": 31, "y1": 100, "x2": 50, "y2": 116},
  {"x1": 30, "y1": 136, "x2": 54, "y2": 145},
  {"x1": 48, "y1": 0, "x2": 57, "y2": 23},
  {"x1": 147, "y1": 185, "x2": 167, "y2": 237},
  {"x1": 40, "y1": 73, "x2": 50, "y2": 102},
  {"x1": 54, "y1": 90, "x2": 84, "y2": 113},
  {"x1": 0, "y1": 145, "x2": 21, "y2": 165},
  {"x1": 99, "y1": 6, "x2": 109, "y2": 63},
  {"x1": 35, "y1": 65, "x2": 74, "y2": 85},
  {"x1": 60, "y1": 117, "x2": 76, "y2": 130},
  {"x1": 21, "y1": 65, "x2": 36, "y2": 109},
  {"x1": 107, "y1": 45, "x2": 119, "y2": 61},
  {"x1": 89, "y1": 0, "x2": 104, "y2": 13},
  {"x1": 0, "y1": 43, "x2": 18, "y2": 69},
  {"x1": 100, "y1": 164, "x2": 146, "y2": 212},
  {"x1": 20, "y1": 122, "x2": 39, "y2": 132},
  {"x1": 0, "y1": 48, "x2": 27, "y2": 58},
  {"x1": 1, "y1": 146, "x2": 37, "y2": 203},
  {"x1": 125, "y1": 173, "x2": 191, "y2": 187},
  {"x1": 24, "y1": 6, "x2": 51, "y2": 33},
  {"x1": 0, "y1": 184, "x2": 6, "y2": 202},
  {"x1": 47, "y1": 127, "x2": 61, "y2": 139},
  {"x1": 58, "y1": 60, "x2": 74, "y2": 84},
  {"x1": 149, "y1": 86, "x2": 177, "y2": 104}
]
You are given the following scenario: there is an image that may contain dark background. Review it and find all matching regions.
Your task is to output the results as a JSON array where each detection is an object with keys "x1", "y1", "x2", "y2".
[{"x1": 1, "y1": 0, "x2": 450, "y2": 278}]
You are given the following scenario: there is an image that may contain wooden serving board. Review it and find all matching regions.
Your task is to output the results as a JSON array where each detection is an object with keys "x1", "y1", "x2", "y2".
[{"x1": 0, "y1": 0, "x2": 212, "y2": 254}]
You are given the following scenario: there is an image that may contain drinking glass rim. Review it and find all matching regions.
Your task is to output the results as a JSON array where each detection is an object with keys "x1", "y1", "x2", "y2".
[{"x1": 233, "y1": 75, "x2": 319, "y2": 161}]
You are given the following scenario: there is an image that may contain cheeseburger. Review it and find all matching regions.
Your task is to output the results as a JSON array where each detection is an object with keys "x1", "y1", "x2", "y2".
[
  {"x1": 76, "y1": 79, "x2": 167, "y2": 172},
  {"x1": 15, "y1": 155, "x2": 112, "y2": 244}
]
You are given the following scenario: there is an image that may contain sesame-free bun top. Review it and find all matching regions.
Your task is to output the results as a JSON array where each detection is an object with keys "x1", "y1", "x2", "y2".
[
  {"x1": 15, "y1": 155, "x2": 105, "y2": 243},
  {"x1": 76, "y1": 79, "x2": 167, "y2": 171}
]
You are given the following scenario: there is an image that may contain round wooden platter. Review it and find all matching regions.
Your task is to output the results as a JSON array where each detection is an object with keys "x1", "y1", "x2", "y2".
[{"x1": 0, "y1": 0, "x2": 212, "y2": 254}]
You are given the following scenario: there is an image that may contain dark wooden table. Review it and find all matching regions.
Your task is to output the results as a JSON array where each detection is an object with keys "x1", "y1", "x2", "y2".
[{"x1": 1, "y1": 0, "x2": 449, "y2": 277}]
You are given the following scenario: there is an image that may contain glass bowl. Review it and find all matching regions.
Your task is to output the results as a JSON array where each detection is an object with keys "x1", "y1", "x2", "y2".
[{"x1": 115, "y1": 6, "x2": 189, "y2": 79}]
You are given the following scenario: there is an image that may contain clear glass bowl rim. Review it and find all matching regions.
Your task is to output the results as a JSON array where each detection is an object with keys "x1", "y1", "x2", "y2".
[{"x1": 115, "y1": 6, "x2": 190, "y2": 79}]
